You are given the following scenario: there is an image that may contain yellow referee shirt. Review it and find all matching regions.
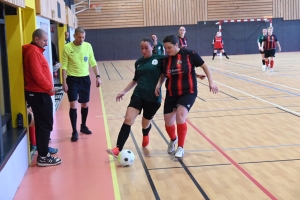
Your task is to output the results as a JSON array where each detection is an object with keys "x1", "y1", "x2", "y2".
[{"x1": 62, "y1": 42, "x2": 97, "y2": 76}]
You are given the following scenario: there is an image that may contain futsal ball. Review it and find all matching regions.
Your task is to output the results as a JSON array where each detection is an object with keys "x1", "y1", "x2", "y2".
[{"x1": 118, "y1": 149, "x2": 135, "y2": 167}]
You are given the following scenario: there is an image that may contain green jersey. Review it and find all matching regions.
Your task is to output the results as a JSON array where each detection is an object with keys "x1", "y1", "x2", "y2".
[
  {"x1": 132, "y1": 54, "x2": 165, "y2": 102},
  {"x1": 153, "y1": 42, "x2": 165, "y2": 55},
  {"x1": 257, "y1": 34, "x2": 265, "y2": 45},
  {"x1": 61, "y1": 42, "x2": 97, "y2": 77}
]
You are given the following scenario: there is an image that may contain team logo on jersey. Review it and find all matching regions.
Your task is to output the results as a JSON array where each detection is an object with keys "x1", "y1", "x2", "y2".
[
  {"x1": 84, "y1": 56, "x2": 88, "y2": 62},
  {"x1": 177, "y1": 60, "x2": 182, "y2": 64},
  {"x1": 158, "y1": 46, "x2": 161, "y2": 49},
  {"x1": 152, "y1": 59, "x2": 158, "y2": 65}
]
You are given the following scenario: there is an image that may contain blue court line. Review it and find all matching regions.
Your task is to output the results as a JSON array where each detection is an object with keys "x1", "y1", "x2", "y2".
[{"x1": 211, "y1": 69, "x2": 300, "y2": 96}]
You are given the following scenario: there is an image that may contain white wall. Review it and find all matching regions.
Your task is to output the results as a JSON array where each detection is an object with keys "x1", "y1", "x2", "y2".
[
  {"x1": 36, "y1": 16, "x2": 55, "y2": 113},
  {"x1": 69, "y1": 27, "x2": 75, "y2": 42},
  {"x1": 0, "y1": 136, "x2": 29, "y2": 200}
]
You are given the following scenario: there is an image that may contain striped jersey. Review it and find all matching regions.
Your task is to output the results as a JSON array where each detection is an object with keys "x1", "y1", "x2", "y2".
[
  {"x1": 162, "y1": 48, "x2": 204, "y2": 96},
  {"x1": 178, "y1": 36, "x2": 187, "y2": 48},
  {"x1": 263, "y1": 34, "x2": 278, "y2": 50}
]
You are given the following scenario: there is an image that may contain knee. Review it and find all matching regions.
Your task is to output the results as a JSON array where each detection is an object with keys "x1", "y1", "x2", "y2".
[
  {"x1": 124, "y1": 116, "x2": 134, "y2": 126},
  {"x1": 70, "y1": 101, "x2": 77, "y2": 109},
  {"x1": 81, "y1": 103, "x2": 88, "y2": 108}
]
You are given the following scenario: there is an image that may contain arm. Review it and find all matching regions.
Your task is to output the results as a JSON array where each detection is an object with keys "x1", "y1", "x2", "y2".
[
  {"x1": 62, "y1": 69, "x2": 68, "y2": 93},
  {"x1": 92, "y1": 65, "x2": 101, "y2": 87},
  {"x1": 155, "y1": 74, "x2": 166, "y2": 97},
  {"x1": 116, "y1": 80, "x2": 137, "y2": 102},
  {"x1": 276, "y1": 41, "x2": 281, "y2": 52},
  {"x1": 199, "y1": 63, "x2": 218, "y2": 94}
]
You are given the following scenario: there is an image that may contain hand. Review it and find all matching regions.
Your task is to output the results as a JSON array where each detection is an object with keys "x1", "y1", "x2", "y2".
[
  {"x1": 116, "y1": 92, "x2": 125, "y2": 102},
  {"x1": 96, "y1": 78, "x2": 101, "y2": 88},
  {"x1": 196, "y1": 74, "x2": 206, "y2": 80},
  {"x1": 209, "y1": 82, "x2": 218, "y2": 94},
  {"x1": 278, "y1": 48, "x2": 281, "y2": 52},
  {"x1": 49, "y1": 87, "x2": 55, "y2": 96},
  {"x1": 63, "y1": 83, "x2": 68, "y2": 93},
  {"x1": 154, "y1": 87, "x2": 161, "y2": 97}
]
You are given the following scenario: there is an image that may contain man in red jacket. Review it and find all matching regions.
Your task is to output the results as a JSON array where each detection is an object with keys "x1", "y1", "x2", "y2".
[{"x1": 23, "y1": 29, "x2": 62, "y2": 167}]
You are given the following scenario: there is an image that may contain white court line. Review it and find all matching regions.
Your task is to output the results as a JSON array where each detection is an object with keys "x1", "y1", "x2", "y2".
[
  {"x1": 210, "y1": 66, "x2": 300, "y2": 92},
  {"x1": 214, "y1": 81, "x2": 300, "y2": 117}
]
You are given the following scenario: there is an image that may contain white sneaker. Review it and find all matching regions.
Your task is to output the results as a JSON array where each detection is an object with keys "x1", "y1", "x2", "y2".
[
  {"x1": 168, "y1": 137, "x2": 178, "y2": 154},
  {"x1": 175, "y1": 147, "x2": 184, "y2": 158},
  {"x1": 270, "y1": 68, "x2": 274, "y2": 72},
  {"x1": 262, "y1": 65, "x2": 266, "y2": 71}
]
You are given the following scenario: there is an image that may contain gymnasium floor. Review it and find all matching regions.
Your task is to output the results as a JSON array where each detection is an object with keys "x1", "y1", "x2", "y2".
[{"x1": 14, "y1": 52, "x2": 300, "y2": 200}]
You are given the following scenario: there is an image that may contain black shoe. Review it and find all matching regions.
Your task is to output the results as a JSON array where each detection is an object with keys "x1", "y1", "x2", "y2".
[
  {"x1": 212, "y1": 57, "x2": 214, "y2": 60},
  {"x1": 226, "y1": 56, "x2": 229, "y2": 59},
  {"x1": 80, "y1": 124, "x2": 92, "y2": 134},
  {"x1": 71, "y1": 131, "x2": 78, "y2": 142},
  {"x1": 37, "y1": 153, "x2": 62, "y2": 167}
]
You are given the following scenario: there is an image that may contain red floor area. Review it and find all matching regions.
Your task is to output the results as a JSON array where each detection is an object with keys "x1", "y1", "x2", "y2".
[{"x1": 14, "y1": 77, "x2": 115, "y2": 200}]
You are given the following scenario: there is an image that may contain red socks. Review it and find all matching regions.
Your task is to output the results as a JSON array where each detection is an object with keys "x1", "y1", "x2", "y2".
[
  {"x1": 177, "y1": 122, "x2": 187, "y2": 147},
  {"x1": 165, "y1": 124, "x2": 176, "y2": 140},
  {"x1": 166, "y1": 122, "x2": 187, "y2": 147},
  {"x1": 270, "y1": 60, "x2": 274, "y2": 68},
  {"x1": 265, "y1": 59, "x2": 269, "y2": 67}
]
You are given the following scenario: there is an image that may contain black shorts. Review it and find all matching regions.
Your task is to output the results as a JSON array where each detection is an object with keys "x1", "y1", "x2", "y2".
[
  {"x1": 164, "y1": 93, "x2": 197, "y2": 114},
  {"x1": 66, "y1": 76, "x2": 91, "y2": 103},
  {"x1": 264, "y1": 49, "x2": 276, "y2": 58},
  {"x1": 128, "y1": 95, "x2": 161, "y2": 120},
  {"x1": 214, "y1": 48, "x2": 224, "y2": 51}
]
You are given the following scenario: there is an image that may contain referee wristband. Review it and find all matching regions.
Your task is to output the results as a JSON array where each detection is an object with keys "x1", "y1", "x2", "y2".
[{"x1": 96, "y1": 75, "x2": 100, "y2": 78}]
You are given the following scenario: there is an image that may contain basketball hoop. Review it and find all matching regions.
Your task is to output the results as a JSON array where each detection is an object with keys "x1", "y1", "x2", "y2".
[{"x1": 90, "y1": 4, "x2": 102, "y2": 12}]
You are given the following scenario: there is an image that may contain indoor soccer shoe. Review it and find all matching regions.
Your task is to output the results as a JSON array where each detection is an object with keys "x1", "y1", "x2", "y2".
[
  {"x1": 175, "y1": 147, "x2": 184, "y2": 158},
  {"x1": 37, "y1": 153, "x2": 62, "y2": 167},
  {"x1": 80, "y1": 124, "x2": 92, "y2": 134},
  {"x1": 106, "y1": 147, "x2": 120, "y2": 158},
  {"x1": 167, "y1": 137, "x2": 178, "y2": 154},
  {"x1": 71, "y1": 131, "x2": 78, "y2": 142},
  {"x1": 142, "y1": 135, "x2": 149, "y2": 148},
  {"x1": 48, "y1": 147, "x2": 58, "y2": 154}
]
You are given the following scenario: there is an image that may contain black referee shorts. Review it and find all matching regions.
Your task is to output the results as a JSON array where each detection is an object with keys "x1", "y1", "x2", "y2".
[
  {"x1": 66, "y1": 76, "x2": 91, "y2": 103},
  {"x1": 164, "y1": 93, "x2": 197, "y2": 114},
  {"x1": 264, "y1": 49, "x2": 276, "y2": 58},
  {"x1": 128, "y1": 95, "x2": 161, "y2": 120}
]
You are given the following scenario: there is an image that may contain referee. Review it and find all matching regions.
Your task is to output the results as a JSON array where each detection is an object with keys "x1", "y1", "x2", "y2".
[{"x1": 62, "y1": 27, "x2": 101, "y2": 142}]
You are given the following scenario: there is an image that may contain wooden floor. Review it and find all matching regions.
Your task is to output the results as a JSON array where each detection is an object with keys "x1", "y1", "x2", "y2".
[{"x1": 14, "y1": 52, "x2": 300, "y2": 200}]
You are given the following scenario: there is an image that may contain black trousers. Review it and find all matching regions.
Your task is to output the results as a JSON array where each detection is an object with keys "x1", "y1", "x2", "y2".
[{"x1": 25, "y1": 91, "x2": 53, "y2": 157}]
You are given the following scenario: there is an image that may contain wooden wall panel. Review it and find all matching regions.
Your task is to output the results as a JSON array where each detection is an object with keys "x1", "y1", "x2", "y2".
[
  {"x1": 207, "y1": 0, "x2": 273, "y2": 21},
  {"x1": 35, "y1": 0, "x2": 66, "y2": 24},
  {"x1": 143, "y1": 0, "x2": 207, "y2": 26},
  {"x1": 273, "y1": 0, "x2": 300, "y2": 20},
  {"x1": 76, "y1": 0, "x2": 144, "y2": 29},
  {"x1": 75, "y1": 0, "x2": 300, "y2": 30},
  {"x1": 0, "y1": 0, "x2": 25, "y2": 8}
]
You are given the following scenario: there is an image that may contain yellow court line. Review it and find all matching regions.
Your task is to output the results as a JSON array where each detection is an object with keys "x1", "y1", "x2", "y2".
[{"x1": 99, "y1": 87, "x2": 121, "y2": 200}]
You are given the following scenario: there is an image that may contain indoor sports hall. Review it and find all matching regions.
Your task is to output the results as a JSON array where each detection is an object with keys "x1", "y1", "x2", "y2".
[{"x1": 1, "y1": 0, "x2": 300, "y2": 200}]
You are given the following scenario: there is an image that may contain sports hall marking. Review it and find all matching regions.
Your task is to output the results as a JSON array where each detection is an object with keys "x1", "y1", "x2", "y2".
[
  {"x1": 211, "y1": 70, "x2": 300, "y2": 96},
  {"x1": 111, "y1": 62, "x2": 123, "y2": 79},
  {"x1": 187, "y1": 121, "x2": 277, "y2": 200},
  {"x1": 129, "y1": 130, "x2": 160, "y2": 199},
  {"x1": 152, "y1": 121, "x2": 210, "y2": 200},
  {"x1": 197, "y1": 81, "x2": 239, "y2": 100},
  {"x1": 210, "y1": 66, "x2": 300, "y2": 92},
  {"x1": 102, "y1": 63, "x2": 111, "y2": 80},
  {"x1": 99, "y1": 87, "x2": 121, "y2": 200},
  {"x1": 211, "y1": 80, "x2": 300, "y2": 117}
]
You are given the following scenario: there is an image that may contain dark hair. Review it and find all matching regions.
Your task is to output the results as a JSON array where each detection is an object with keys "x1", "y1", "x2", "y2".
[
  {"x1": 32, "y1": 29, "x2": 47, "y2": 40},
  {"x1": 150, "y1": 33, "x2": 156, "y2": 37},
  {"x1": 163, "y1": 34, "x2": 178, "y2": 45},
  {"x1": 141, "y1": 37, "x2": 154, "y2": 47},
  {"x1": 75, "y1": 27, "x2": 85, "y2": 35}
]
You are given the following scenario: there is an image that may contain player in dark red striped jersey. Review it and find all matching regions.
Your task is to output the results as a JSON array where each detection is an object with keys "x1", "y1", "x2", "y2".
[
  {"x1": 212, "y1": 32, "x2": 229, "y2": 60},
  {"x1": 155, "y1": 35, "x2": 218, "y2": 158},
  {"x1": 261, "y1": 27, "x2": 281, "y2": 72},
  {"x1": 178, "y1": 26, "x2": 187, "y2": 48}
]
